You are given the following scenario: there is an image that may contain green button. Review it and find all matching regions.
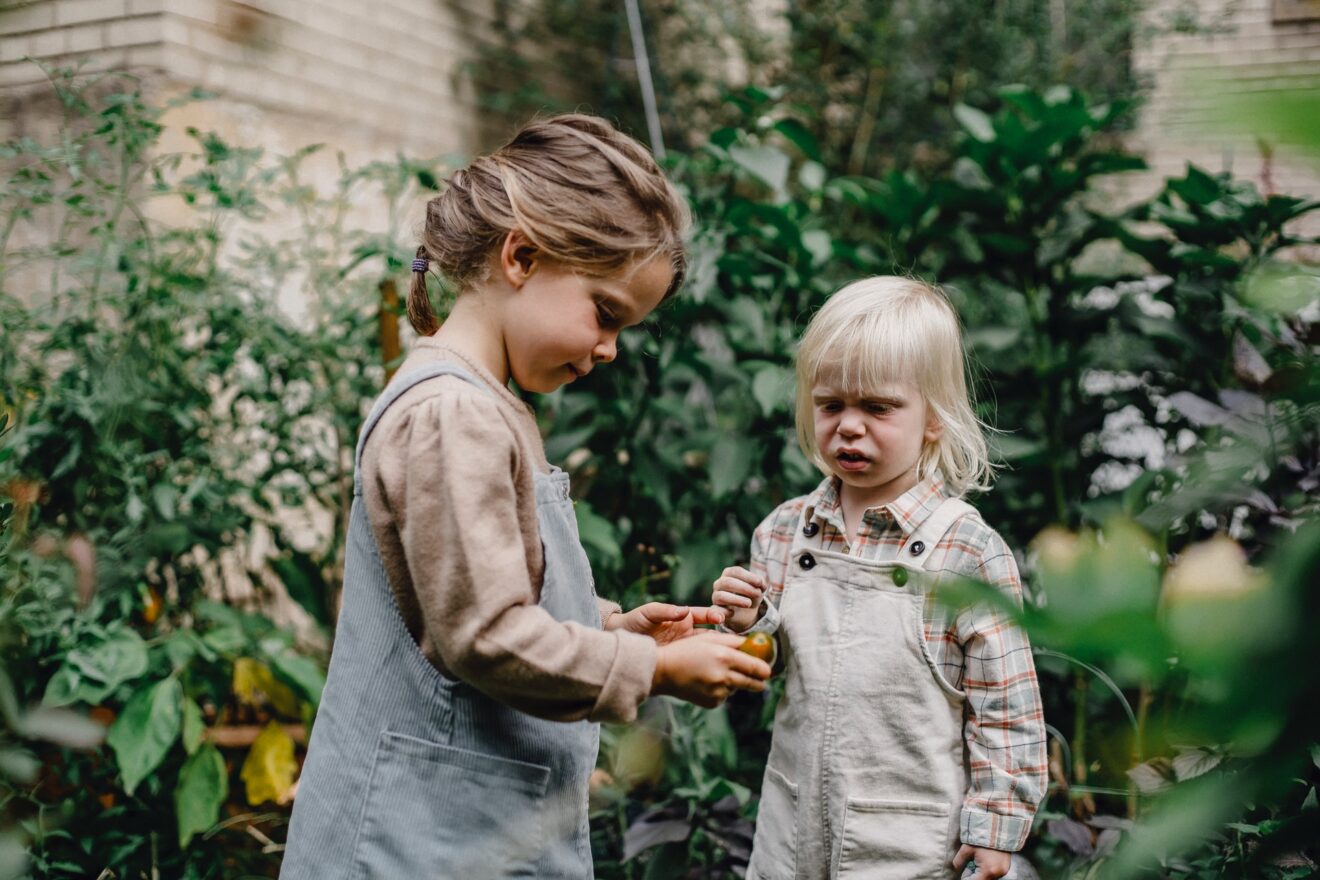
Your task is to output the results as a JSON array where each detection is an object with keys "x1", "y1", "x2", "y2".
[{"x1": 892, "y1": 567, "x2": 909, "y2": 587}]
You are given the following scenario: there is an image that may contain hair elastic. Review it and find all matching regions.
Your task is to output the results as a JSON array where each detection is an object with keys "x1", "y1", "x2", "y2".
[{"x1": 411, "y1": 258, "x2": 429, "y2": 272}]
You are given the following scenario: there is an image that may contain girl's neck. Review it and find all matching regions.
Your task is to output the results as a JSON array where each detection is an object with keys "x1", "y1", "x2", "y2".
[
  {"x1": 837, "y1": 473, "x2": 918, "y2": 538},
  {"x1": 429, "y1": 294, "x2": 510, "y2": 385}
]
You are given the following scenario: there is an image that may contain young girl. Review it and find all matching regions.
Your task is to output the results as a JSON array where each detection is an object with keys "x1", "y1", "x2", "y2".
[
  {"x1": 713, "y1": 277, "x2": 1047, "y2": 880},
  {"x1": 281, "y1": 115, "x2": 771, "y2": 879}
]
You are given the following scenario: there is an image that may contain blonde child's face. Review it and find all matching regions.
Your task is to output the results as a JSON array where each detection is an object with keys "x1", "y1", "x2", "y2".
[
  {"x1": 501, "y1": 256, "x2": 671, "y2": 394},
  {"x1": 810, "y1": 376, "x2": 943, "y2": 506}
]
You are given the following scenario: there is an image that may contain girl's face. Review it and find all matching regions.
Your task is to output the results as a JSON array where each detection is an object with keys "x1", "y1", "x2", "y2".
[
  {"x1": 810, "y1": 376, "x2": 943, "y2": 506},
  {"x1": 501, "y1": 256, "x2": 672, "y2": 394}
]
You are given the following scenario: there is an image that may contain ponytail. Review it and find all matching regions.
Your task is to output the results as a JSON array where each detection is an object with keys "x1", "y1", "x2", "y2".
[{"x1": 407, "y1": 245, "x2": 439, "y2": 336}]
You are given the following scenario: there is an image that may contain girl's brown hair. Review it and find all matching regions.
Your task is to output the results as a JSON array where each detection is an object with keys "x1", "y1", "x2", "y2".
[{"x1": 408, "y1": 114, "x2": 691, "y2": 335}]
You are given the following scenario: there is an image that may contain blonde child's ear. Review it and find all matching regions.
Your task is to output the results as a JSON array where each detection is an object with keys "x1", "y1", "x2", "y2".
[
  {"x1": 923, "y1": 409, "x2": 945, "y2": 444},
  {"x1": 498, "y1": 229, "x2": 540, "y2": 289}
]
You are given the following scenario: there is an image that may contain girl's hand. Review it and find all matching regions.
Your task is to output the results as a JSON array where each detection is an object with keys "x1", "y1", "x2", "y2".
[
  {"x1": 952, "y1": 845, "x2": 1012, "y2": 880},
  {"x1": 712, "y1": 566, "x2": 765, "y2": 632},
  {"x1": 652, "y1": 631, "x2": 771, "y2": 708},
  {"x1": 607, "y1": 602, "x2": 726, "y2": 646}
]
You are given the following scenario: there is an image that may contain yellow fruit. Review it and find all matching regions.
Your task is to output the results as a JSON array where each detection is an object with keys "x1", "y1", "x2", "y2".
[{"x1": 739, "y1": 632, "x2": 776, "y2": 664}]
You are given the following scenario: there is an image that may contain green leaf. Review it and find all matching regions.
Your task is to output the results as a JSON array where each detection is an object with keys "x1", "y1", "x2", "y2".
[
  {"x1": 175, "y1": 743, "x2": 227, "y2": 848},
  {"x1": 107, "y1": 677, "x2": 183, "y2": 795},
  {"x1": 752, "y1": 366, "x2": 792, "y2": 418},
  {"x1": 68, "y1": 627, "x2": 149, "y2": 687},
  {"x1": 181, "y1": 699, "x2": 205, "y2": 755},
  {"x1": 267, "y1": 652, "x2": 326, "y2": 711},
  {"x1": 575, "y1": 500, "x2": 622, "y2": 570},
  {"x1": 708, "y1": 436, "x2": 754, "y2": 499},
  {"x1": 728, "y1": 144, "x2": 790, "y2": 194},
  {"x1": 954, "y1": 104, "x2": 995, "y2": 142},
  {"x1": 670, "y1": 539, "x2": 724, "y2": 604}
]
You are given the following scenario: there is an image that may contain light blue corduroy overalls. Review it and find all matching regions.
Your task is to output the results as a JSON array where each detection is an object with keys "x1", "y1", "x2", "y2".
[{"x1": 280, "y1": 364, "x2": 600, "y2": 880}]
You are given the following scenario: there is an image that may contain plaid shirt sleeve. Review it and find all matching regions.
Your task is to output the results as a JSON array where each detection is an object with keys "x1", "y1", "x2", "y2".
[
  {"x1": 742, "y1": 498, "x2": 803, "y2": 635},
  {"x1": 956, "y1": 530, "x2": 1048, "y2": 852}
]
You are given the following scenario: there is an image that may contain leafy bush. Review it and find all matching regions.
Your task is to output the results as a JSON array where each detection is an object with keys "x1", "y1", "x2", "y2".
[
  {"x1": 3, "y1": 68, "x2": 1317, "y2": 880},
  {"x1": 0, "y1": 67, "x2": 426, "y2": 878}
]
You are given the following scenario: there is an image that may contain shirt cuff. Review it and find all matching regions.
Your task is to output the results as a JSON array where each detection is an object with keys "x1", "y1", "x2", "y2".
[
  {"x1": 597, "y1": 597, "x2": 622, "y2": 628},
  {"x1": 589, "y1": 629, "x2": 656, "y2": 724},
  {"x1": 716, "y1": 597, "x2": 780, "y2": 635},
  {"x1": 960, "y1": 806, "x2": 1032, "y2": 852},
  {"x1": 745, "y1": 597, "x2": 780, "y2": 634}
]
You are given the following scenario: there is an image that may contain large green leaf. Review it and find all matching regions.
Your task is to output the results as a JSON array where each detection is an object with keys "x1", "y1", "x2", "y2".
[
  {"x1": 727, "y1": 144, "x2": 790, "y2": 195},
  {"x1": 67, "y1": 627, "x2": 149, "y2": 688},
  {"x1": 107, "y1": 677, "x2": 183, "y2": 795},
  {"x1": 174, "y1": 743, "x2": 227, "y2": 848},
  {"x1": 708, "y1": 436, "x2": 754, "y2": 499}
]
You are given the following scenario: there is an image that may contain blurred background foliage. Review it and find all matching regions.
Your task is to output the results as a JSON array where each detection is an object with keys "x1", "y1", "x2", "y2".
[{"x1": 2, "y1": 12, "x2": 1319, "y2": 880}]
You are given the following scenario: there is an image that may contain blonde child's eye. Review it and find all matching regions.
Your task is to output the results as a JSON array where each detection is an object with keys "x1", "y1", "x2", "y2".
[{"x1": 865, "y1": 402, "x2": 891, "y2": 414}]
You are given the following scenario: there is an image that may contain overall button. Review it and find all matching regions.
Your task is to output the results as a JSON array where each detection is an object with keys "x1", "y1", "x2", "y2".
[
  {"x1": 798, "y1": 553, "x2": 817, "y2": 570},
  {"x1": 909, "y1": 540, "x2": 926, "y2": 557},
  {"x1": 892, "y1": 567, "x2": 909, "y2": 587},
  {"x1": 802, "y1": 521, "x2": 820, "y2": 538}
]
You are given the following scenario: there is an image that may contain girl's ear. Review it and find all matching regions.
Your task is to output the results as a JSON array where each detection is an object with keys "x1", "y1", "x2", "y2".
[
  {"x1": 923, "y1": 407, "x2": 945, "y2": 444},
  {"x1": 499, "y1": 229, "x2": 539, "y2": 289}
]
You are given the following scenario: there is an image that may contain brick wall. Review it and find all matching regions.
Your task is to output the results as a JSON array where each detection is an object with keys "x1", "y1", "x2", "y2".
[
  {"x1": 0, "y1": 0, "x2": 506, "y2": 159},
  {"x1": 1131, "y1": 0, "x2": 1320, "y2": 225}
]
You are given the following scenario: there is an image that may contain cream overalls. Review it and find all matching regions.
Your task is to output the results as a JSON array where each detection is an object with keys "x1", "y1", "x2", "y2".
[{"x1": 746, "y1": 497, "x2": 975, "y2": 880}]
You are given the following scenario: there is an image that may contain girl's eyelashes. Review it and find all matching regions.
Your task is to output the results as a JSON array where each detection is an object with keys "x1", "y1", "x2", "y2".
[{"x1": 594, "y1": 299, "x2": 620, "y2": 330}]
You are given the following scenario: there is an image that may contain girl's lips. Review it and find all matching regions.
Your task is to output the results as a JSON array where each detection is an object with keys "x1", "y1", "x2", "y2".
[{"x1": 835, "y1": 450, "x2": 871, "y2": 471}]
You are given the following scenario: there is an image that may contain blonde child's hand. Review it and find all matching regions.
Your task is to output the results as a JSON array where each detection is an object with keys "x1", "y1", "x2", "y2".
[
  {"x1": 712, "y1": 566, "x2": 765, "y2": 632},
  {"x1": 607, "y1": 602, "x2": 726, "y2": 646},
  {"x1": 652, "y1": 631, "x2": 771, "y2": 708},
  {"x1": 952, "y1": 845, "x2": 1012, "y2": 880}
]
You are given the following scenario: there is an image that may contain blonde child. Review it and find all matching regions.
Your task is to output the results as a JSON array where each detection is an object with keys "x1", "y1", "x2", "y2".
[
  {"x1": 281, "y1": 115, "x2": 771, "y2": 880},
  {"x1": 712, "y1": 277, "x2": 1047, "y2": 880}
]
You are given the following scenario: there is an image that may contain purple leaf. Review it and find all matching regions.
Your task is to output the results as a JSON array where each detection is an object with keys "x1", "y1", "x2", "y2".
[
  {"x1": 1046, "y1": 818, "x2": 1094, "y2": 856},
  {"x1": 623, "y1": 815, "x2": 692, "y2": 862}
]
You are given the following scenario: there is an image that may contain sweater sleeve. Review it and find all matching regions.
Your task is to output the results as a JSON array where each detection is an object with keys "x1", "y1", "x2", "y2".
[{"x1": 386, "y1": 390, "x2": 656, "y2": 723}]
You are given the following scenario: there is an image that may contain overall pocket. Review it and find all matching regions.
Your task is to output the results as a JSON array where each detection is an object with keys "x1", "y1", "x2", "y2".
[
  {"x1": 746, "y1": 765, "x2": 799, "y2": 880},
  {"x1": 350, "y1": 731, "x2": 551, "y2": 880},
  {"x1": 837, "y1": 797, "x2": 954, "y2": 880}
]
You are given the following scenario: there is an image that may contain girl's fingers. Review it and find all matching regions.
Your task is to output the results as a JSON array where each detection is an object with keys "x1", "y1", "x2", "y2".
[
  {"x1": 641, "y1": 602, "x2": 688, "y2": 621},
  {"x1": 713, "y1": 590, "x2": 754, "y2": 608},
  {"x1": 728, "y1": 672, "x2": 766, "y2": 692},
  {"x1": 727, "y1": 651, "x2": 772, "y2": 680},
  {"x1": 687, "y1": 606, "x2": 726, "y2": 625},
  {"x1": 720, "y1": 565, "x2": 764, "y2": 587},
  {"x1": 713, "y1": 576, "x2": 762, "y2": 600}
]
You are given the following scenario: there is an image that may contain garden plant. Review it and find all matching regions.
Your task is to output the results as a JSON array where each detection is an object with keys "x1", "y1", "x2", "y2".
[{"x1": 1, "y1": 65, "x2": 1318, "y2": 880}]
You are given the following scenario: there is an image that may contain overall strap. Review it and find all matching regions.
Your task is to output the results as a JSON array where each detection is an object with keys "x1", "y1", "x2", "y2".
[
  {"x1": 900, "y1": 496, "x2": 976, "y2": 572},
  {"x1": 352, "y1": 363, "x2": 489, "y2": 494}
]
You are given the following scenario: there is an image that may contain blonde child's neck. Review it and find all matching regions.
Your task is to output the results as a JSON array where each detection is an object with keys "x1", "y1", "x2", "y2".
[{"x1": 837, "y1": 471, "x2": 920, "y2": 539}]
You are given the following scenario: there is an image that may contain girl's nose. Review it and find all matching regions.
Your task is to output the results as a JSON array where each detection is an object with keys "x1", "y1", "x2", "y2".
[
  {"x1": 837, "y1": 411, "x2": 864, "y2": 436},
  {"x1": 592, "y1": 335, "x2": 617, "y2": 364}
]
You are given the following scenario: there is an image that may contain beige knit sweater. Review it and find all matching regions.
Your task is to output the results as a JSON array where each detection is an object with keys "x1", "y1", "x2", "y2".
[{"x1": 359, "y1": 340, "x2": 657, "y2": 723}]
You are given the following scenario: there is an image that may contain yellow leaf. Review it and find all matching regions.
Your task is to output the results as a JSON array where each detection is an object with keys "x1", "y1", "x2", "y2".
[
  {"x1": 240, "y1": 721, "x2": 298, "y2": 806},
  {"x1": 232, "y1": 658, "x2": 301, "y2": 718}
]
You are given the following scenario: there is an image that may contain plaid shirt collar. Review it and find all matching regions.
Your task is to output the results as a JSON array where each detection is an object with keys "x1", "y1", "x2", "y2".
[{"x1": 803, "y1": 474, "x2": 950, "y2": 538}]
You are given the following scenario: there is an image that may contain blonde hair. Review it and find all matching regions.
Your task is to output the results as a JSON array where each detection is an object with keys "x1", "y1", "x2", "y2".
[
  {"x1": 408, "y1": 114, "x2": 691, "y2": 335},
  {"x1": 793, "y1": 276, "x2": 994, "y2": 496}
]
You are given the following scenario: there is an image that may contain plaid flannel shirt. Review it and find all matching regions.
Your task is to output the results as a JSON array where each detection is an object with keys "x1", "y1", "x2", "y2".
[{"x1": 746, "y1": 475, "x2": 1047, "y2": 852}]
